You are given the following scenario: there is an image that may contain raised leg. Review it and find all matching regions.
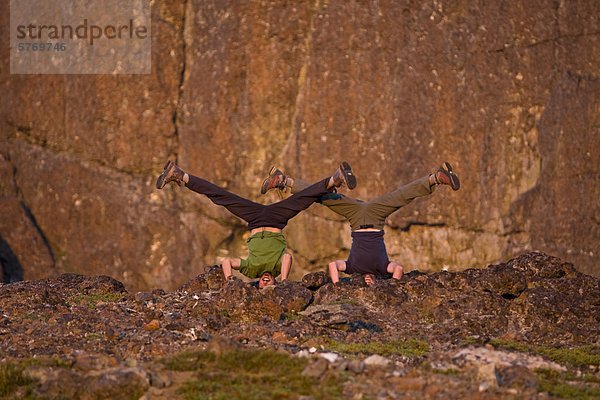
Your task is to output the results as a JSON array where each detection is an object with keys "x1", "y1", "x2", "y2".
[
  {"x1": 263, "y1": 177, "x2": 332, "y2": 225},
  {"x1": 292, "y1": 178, "x2": 363, "y2": 220},
  {"x1": 186, "y1": 175, "x2": 264, "y2": 224},
  {"x1": 364, "y1": 175, "x2": 434, "y2": 221}
]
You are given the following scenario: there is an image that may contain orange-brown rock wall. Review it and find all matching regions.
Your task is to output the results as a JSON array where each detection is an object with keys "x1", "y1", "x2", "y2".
[{"x1": 1, "y1": 1, "x2": 598, "y2": 290}]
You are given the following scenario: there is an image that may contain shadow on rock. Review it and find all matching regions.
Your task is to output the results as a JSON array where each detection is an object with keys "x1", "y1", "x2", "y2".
[{"x1": 0, "y1": 236, "x2": 24, "y2": 283}]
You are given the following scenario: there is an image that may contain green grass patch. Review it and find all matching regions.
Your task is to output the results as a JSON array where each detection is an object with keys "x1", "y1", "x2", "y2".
[
  {"x1": 68, "y1": 292, "x2": 124, "y2": 309},
  {"x1": 0, "y1": 362, "x2": 37, "y2": 399},
  {"x1": 322, "y1": 338, "x2": 430, "y2": 358},
  {"x1": 536, "y1": 346, "x2": 600, "y2": 368},
  {"x1": 536, "y1": 368, "x2": 600, "y2": 399},
  {"x1": 162, "y1": 348, "x2": 343, "y2": 400},
  {"x1": 489, "y1": 339, "x2": 600, "y2": 368},
  {"x1": 461, "y1": 336, "x2": 479, "y2": 346},
  {"x1": 281, "y1": 312, "x2": 303, "y2": 322},
  {"x1": 489, "y1": 339, "x2": 529, "y2": 353},
  {"x1": 23, "y1": 313, "x2": 39, "y2": 321},
  {"x1": 162, "y1": 350, "x2": 217, "y2": 372},
  {"x1": 331, "y1": 298, "x2": 360, "y2": 306},
  {"x1": 415, "y1": 306, "x2": 436, "y2": 323},
  {"x1": 0, "y1": 357, "x2": 78, "y2": 399}
]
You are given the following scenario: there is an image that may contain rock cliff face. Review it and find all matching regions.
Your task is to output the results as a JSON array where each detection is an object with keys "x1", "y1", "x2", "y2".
[
  {"x1": 1, "y1": 1, "x2": 598, "y2": 290},
  {"x1": 0, "y1": 252, "x2": 598, "y2": 398}
]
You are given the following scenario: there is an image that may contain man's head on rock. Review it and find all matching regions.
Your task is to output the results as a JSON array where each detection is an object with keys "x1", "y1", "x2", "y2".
[{"x1": 258, "y1": 272, "x2": 276, "y2": 288}]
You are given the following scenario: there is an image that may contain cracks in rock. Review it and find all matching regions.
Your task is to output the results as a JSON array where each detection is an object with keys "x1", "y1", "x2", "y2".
[
  {"x1": 172, "y1": 0, "x2": 189, "y2": 163},
  {"x1": 487, "y1": 31, "x2": 600, "y2": 54},
  {"x1": 214, "y1": 227, "x2": 246, "y2": 256},
  {"x1": 8, "y1": 136, "x2": 152, "y2": 179},
  {"x1": 4, "y1": 150, "x2": 19, "y2": 199},
  {"x1": 501, "y1": 286, "x2": 527, "y2": 300},
  {"x1": 5, "y1": 151, "x2": 57, "y2": 267},
  {"x1": 552, "y1": 0, "x2": 563, "y2": 81},
  {"x1": 18, "y1": 202, "x2": 57, "y2": 266},
  {"x1": 186, "y1": 201, "x2": 246, "y2": 231},
  {"x1": 388, "y1": 221, "x2": 447, "y2": 233},
  {"x1": 484, "y1": 287, "x2": 525, "y2": 301},
  {"x1": 500, "y1": 229, "x2": 525, "y2": 237},
  {"x1": 279, "y1": 0, "x2": 321, "y2": 173},
  {"x1": 7, "y1": 125, "x2": 152, "y2": 177}
]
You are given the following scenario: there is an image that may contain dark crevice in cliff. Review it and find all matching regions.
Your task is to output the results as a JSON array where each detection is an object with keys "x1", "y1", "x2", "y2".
[
  {"x1": 214, "y1": 226, "x2": 246, "y2": 251},
  {"x1": 0, "y1": 236, "x2": 24, "y2": 283},
  {"x1": 390, "y1": 221, "x2": 447, "y2": 233},
  {"x1": 387, "y1": 221, "x2": 527, "y2": 240},
  {"x1": 7, "y1": 125, "x2": 149, "y2": 176},
  {"x1": 2, "y1": 149, "x2": 18, "y2": 198},
  {"x1": 500, "y1": 229, "x2": 525, "y2": 237},
  {"x1": 172, "y1": 0, "x2": 188, "y2": 163},
  {"x1": 6, "y1": 152, "x2": 57, "y2": 267},
  {"x1": 18, "y1": 202, "x2": 57, "y2": 266},
  {"x1": 484, "y1": 287, "x2": 525, "y2": 301}
]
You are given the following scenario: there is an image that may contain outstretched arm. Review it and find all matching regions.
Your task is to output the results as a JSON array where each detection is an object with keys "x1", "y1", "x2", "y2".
[
  {"x1": 221, "y1": 258, "x2": 242, "y2": 280},
  {"x1": 328, "y1": 260, "x2": 347, "y2": 284},
  {"x1": 387, "y1": 261, "x2": 404, "y2": 280},
  {"x1": 279, "y1": 253, "x2": 292, "y2": 282}
]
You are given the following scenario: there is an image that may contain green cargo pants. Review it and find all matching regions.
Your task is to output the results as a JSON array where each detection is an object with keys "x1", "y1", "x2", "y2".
[
  {"x1": 292, "y1": 175, "x2": 434, "y2": 231},
  {"x1": 239, "y1": 231, "x2": 287, "y2": 278}
]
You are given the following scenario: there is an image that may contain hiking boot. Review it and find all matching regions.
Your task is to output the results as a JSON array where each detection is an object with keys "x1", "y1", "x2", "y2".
[
  {"x1": 261, "y1": 166, "x2": 289, "y2": 194},
  {"x1": 156, "y1": 160, "x2": 185, "y2": 189},
  {"x1": 331, "y1": 161, "x2": 357, "y2": 189},
  {"x1": 434, "y1": 162, "x2": 460, "y2": 191}
]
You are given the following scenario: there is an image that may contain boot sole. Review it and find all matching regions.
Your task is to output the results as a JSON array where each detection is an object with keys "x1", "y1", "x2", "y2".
[
  {"x1": 260, "y1": 166, "x2": 283, "y2": 194},
  {"x1": 156, "y1": 160, "x2": 174, "y2": 189},
  {"x1": 260, "y1": 177, "x2": 271, "y2": 194},
  {"x1": 442, "y1": 162, "x2": 460, "y2": 191},
  {"x1": 340, "y1": 161, "x2": 357, "y2": 189}
]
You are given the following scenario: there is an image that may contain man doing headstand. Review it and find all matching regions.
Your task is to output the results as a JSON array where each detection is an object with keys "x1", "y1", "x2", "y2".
[
  {"x1": 261, "y1": 162, "x2": 459, "y2": 285},
  {"x1": 156, "y1": 160, "x2": 357, "y2": 288}
]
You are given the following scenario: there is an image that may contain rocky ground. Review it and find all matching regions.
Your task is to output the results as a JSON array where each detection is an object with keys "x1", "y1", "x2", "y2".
[{"x1": 0, "y1": 252, "x2": 599, "y2": 399}]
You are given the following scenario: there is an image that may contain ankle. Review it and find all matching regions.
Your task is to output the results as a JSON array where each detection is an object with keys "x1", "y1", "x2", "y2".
[
  {"x1": 429, "y1": 173, "x2": 437, "y2": 187},
  {"x1": 284, "y1": 177, "x2": 294, "y2": 189},
  {"x1": 327, "y1": 176, "x2": 335, "y2": 188}
]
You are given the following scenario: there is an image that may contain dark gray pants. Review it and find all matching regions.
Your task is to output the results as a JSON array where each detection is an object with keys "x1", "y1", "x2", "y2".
[{"x1": 186, "y1": 176, "x2": 331, "y2": 230}]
